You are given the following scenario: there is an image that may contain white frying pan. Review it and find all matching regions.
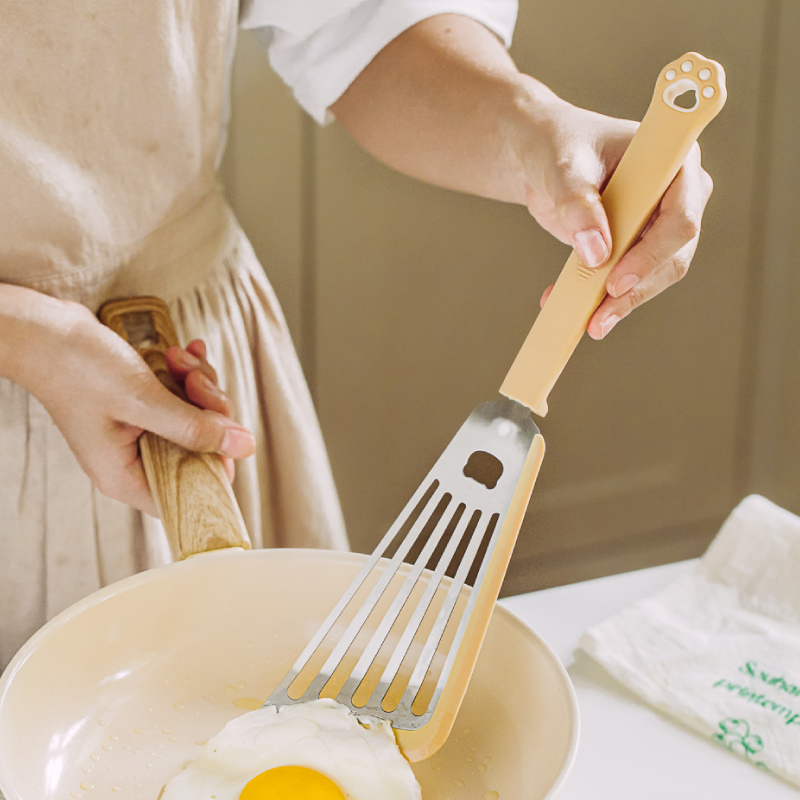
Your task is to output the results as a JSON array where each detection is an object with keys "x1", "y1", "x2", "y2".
[
  {"x1": 0, "y1": 550, "x2": 578, "y2": 799},
  {"x1": 0, "y1": 296, "x2": 578, "y2": 799}
]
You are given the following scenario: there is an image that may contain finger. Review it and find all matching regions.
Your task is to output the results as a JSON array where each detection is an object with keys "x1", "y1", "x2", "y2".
[
  {"x1": 540, "y1": 284, "x2": 554, "y2": 308},
  {"x1": 86, "y1": 436, "x2": 160, "y2": 517},
  {"x1": 587, "y1": 239, "x2": 697, "y2": 339},
  {"x1": 165, "y1": 346, "x2": 218, "y2": 385},
  {"x1": 544, "y1": 152, "x2": 611, "y2": 268},
  {"x1": 222, "y1": 455, "x2": 235, "y2": 483},
  {"x1": 605, "y1": 146, "x2": 712, "y2": 299},
  {"x1": 185, "y1": 370, "x2": 235, "y2": 418},
  {"x1": 186, "y1": 339, "x2": 207, "y2": 360},
  {"x1": 128, "y1": 375, "x2": 255, "y2": 459},
  {"x1": 126, "y1": 464, "x2": 160, "y2": 517}
]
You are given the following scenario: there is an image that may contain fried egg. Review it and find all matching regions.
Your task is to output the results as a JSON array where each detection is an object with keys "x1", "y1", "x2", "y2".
[{"x1": 160, "y1": 698, "x2": 421, "y2": 800}]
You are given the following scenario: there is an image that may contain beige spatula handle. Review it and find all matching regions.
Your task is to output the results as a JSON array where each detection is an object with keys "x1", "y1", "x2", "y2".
[
  {"x1": 99, "y1": 296, "x2": 251, "y2": 559},
  {"x1": 501, "y1": 52, "x2": 727, "y2": 416}
]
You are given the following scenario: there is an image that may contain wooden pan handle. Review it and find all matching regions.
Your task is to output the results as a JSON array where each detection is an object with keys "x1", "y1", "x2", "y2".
[
  {"x1": 501, "y1": 53, "x2": 727, "y2": 416},
  {"x1": 99, "y1": 296, "x2": 251, "y2": 559}
]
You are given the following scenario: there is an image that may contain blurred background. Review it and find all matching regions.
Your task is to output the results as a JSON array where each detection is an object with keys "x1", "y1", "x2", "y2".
[{"x1": 221, "y1": 0, "x2": 800, "y2": 595}]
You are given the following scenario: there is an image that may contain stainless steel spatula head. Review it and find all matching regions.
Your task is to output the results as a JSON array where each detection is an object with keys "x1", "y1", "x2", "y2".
[{"x1": 266, "y1": 397, "x2": 538, "y2": 732}]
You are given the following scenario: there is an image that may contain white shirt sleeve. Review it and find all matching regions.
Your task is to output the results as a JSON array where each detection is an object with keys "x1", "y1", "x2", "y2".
[{"x1": 239, "y1": 0, "x2": 518, "y2": 124}]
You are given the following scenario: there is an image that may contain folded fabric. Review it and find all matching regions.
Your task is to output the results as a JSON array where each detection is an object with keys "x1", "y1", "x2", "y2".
[{"x1": 580, "y1": 495, "x2": 800, "y2": 787}]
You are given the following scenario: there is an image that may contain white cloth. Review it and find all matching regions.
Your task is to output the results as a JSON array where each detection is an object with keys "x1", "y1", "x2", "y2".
[
  {"x1": 581, "y1": 496, "x2": 800, "y2": 788},
  {"x1": 241, "y1": 0, "x2": 518, "y2": 123}
]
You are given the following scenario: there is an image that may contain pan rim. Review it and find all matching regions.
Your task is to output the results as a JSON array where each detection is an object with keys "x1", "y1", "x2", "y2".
[{"x1": 0, "y1": 548, "x2": 579, "y2": 800}]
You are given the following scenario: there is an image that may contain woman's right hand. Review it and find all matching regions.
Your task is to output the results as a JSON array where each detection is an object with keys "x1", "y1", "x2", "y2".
[{"x1": 12, "y1": 293, "x2": 254, "y2": 517}]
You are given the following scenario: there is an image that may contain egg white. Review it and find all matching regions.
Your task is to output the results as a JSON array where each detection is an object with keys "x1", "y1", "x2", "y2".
[{"x1": 160, "y1": 698, "x2": 421, "y2": 800}]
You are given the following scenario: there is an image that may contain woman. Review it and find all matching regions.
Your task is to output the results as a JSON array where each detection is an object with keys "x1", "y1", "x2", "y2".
[{"x1": 0, "y1": 0, "x2": 712, "y2": 667}]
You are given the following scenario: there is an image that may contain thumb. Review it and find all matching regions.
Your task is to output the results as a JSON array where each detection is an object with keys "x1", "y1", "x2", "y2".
[
  {"x1": 132, "y1": 379, "x2": 255, "y2": 458},
  {"x1": 551, "y1": 172, "x2": 612, "y2": 269}
]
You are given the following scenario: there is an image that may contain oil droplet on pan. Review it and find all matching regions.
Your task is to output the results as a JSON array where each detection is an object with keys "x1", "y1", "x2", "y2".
[
  {"x1": 173, "y1": 701, "x2": 185, "y2": 710},
  {"x1": 485, "y1": 793, "x2": 500, "y2": 800},
  {"x1": 79, "y1": 782, "x2": 94, "y2": 791}
]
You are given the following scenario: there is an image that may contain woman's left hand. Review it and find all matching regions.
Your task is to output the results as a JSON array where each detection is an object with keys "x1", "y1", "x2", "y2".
[{"x1": 165, "y1": 339, "x2": 238, "y2": 481}]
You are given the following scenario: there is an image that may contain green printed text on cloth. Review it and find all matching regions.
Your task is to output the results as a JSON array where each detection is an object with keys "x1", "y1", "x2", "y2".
[{"x1": 580, "y1": 496, "x2": 800, "y2": 788}]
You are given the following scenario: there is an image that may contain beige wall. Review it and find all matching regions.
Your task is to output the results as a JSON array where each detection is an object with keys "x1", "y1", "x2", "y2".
[{"x1": 222, "y1": 1, "x2": 800, "y2": 593}]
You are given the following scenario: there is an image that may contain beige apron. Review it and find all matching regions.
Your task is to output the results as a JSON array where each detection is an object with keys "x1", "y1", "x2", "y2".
[{"x1": 0, "y1": 0, "x2": 348, "y2": 668}]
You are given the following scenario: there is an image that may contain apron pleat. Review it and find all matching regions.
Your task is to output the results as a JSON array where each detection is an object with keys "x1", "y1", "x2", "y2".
[
  {"x1": 0, "y1": 383, "x2": 45, "y2": 667},
  {"x1": 43, "y1": 415, "x2": 101, "y2": 620}
]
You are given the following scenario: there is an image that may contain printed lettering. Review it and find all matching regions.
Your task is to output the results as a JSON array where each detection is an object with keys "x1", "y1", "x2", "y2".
[{"x1": 740, "y1": 661, "x2": 757, "y2": 678}]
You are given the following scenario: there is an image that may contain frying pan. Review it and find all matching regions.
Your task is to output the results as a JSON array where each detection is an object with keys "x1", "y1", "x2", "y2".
[
  {"x1": 0, "y1": 298, "x2": 578, "y2": 797},
  {"x1": 0, "y1": 549, "x2": 578, "y2": 798}
]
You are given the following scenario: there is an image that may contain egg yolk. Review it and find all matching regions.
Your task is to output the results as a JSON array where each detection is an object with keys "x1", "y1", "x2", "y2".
[{"x1": 239, "y1": 766, "x2": 346, "y2": 799}]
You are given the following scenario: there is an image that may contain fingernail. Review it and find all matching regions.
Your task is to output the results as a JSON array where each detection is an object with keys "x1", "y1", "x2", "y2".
[
  {"x1": 176, "y1": 350, "x2": 201, "y2": 369},
  {"x1": 221, "y1": 427, "x2": 255, "y2": 457},
  {"x1": 611, "y1": 274, "x2": 639, "y2": 298},
  {"x1": 196, "y1": 372, "x2": 220, "y2": 395},
  {"x1": 574, "y1": 229, "x2": 609, "y2": 269},
  {"x1": 600, "y1": 315, "x2": 620, "y2": 338}
]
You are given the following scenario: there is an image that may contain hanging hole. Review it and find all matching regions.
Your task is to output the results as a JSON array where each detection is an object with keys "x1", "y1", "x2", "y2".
[
  {"x1": 674, "y1": 89, "x2": 697, "y2": 109},
  {"x1": 121, "y1": 310, "x2": 157, "y2": 349},
  {"x1": 662, "y1": 78, "x2": 700, "y2": 113},
  {"x1": 463, "y1": 451, "x2": 503, "y2": 490}
]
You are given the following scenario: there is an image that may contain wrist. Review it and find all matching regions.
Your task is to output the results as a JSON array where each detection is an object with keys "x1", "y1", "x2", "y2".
[
  {"x1": 0, "y1": 285, "x2": 90, "y2": 394},
  {"x1": 505, "y1": 74, "x2": 573, "y2": 202}
]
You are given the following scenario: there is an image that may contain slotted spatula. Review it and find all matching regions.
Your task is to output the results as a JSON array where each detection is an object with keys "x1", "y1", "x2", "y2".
[{"x1": 266, "y1": 53, "x2": 727, "y2": 763}]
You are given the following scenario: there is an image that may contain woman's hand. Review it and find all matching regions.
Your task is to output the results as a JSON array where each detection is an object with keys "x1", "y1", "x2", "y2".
[
  {"x1": 164, "y1": 338, "x2": 240, "y2": 482},
  {"x1": 332, "y1": 14, "x2": 714, "y2": 339},
  {"x1": 12, "y1": 294, "x2": 253, "y2": 517},
  {"x1": 515, "y1": 85, "x2": 714, "y2": 339}
]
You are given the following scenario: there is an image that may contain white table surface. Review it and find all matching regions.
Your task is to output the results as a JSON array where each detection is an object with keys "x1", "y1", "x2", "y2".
[{"x1": 500, "y1": 560, "x2": 798, "y2": 799}]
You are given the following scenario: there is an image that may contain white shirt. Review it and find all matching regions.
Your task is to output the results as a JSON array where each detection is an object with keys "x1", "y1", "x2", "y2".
[{"x1": 239, "y1": 0, "x2": 518, "y2": 123}]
